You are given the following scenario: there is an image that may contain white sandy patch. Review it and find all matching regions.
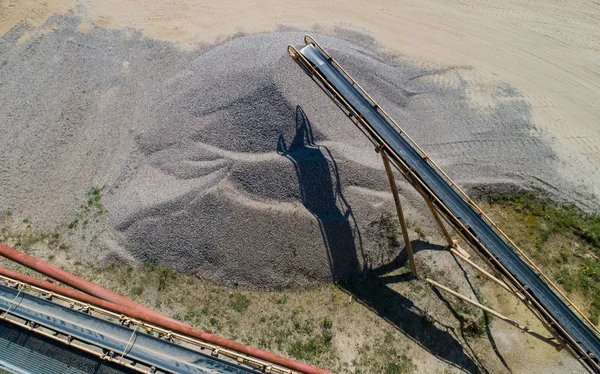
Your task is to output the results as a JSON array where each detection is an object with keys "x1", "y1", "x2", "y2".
[{"x1": 3, "y1": 0, "x2": 599, "y2": 195}]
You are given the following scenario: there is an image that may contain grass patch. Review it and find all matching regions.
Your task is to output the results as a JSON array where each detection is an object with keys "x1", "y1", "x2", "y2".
[
  {"x1": 367, "y1": 213, "x2": 404, "y2": 266},
  {"x1": 156, "y1": 264, "x2": 177, "y2": 291},
  {"x1": 455, "y1": 300, "x2": 489, "y2": 338},
  {"x1": 69, "y1": 186, "x2": 106, "y2": 231},
  {"x1": 230, "y1": 293, "x2": 250, "y2": 313},
  {"x1": 413, "y1": 225, "x2": 427, "y2": 240},
  {"x1": 354, "y1": 333, "x2": 416, "y2": 374},
  {"x1": 8, "y1": 191, "x2": 570, "y2": 373},
  {"x1": 276, "y1": 295, "x2": 288, "y2": 305},
  {"x1": 490, "y1": 192, "x2": 600, "y2": 248},
  {"x1": 376, "y1": 213, "x2": 402, "y2": 248},
  {"x1": 484, "y1": 192, "x2": 600, "y2": 324},
  {"x1": 290, "y1": 317, "x2": 334, "y2": 361},
  {"x1": 1, "y1": 228, "x2": 53, "y2": 253},
  {"x1": 87, "y1": 187, "x2": 106, "y2": 214}
]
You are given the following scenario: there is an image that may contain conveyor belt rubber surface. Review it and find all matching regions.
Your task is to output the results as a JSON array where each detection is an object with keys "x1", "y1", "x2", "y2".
[{"x1": 298, "y1": 42, "x2": 600, "y2": 368}]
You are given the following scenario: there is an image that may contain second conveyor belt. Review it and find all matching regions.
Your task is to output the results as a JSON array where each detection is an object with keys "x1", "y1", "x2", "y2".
[
  {"x1": 0, "y1": 283, "x2": 255, "y2": 374},
  {"x1": 297, "y1": 42, "x2": 600, "y2": 369}
]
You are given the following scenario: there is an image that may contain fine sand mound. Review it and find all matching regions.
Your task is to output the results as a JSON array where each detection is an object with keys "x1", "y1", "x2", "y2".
[{"x1": 0, "y1": 16, "x2": 596, "y2": 288}]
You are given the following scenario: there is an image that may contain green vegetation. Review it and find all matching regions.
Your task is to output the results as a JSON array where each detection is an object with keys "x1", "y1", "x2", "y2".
[
  {"x1": 23, "y1": 256, "x2": 421, "y2": 373},
  {"x1": 368, "y1": 213, "x2": 404, "y2": 266},
  {"x1": 156, "y1": 264, "x2": 177, "y2": 291},
  {"x1": 131, "y1": 284, "x2": 145, "y2": 296},
  {"x1": 276, "y1": 295, "x2": 288, "y2": 305},
  {"x1": 87, "y1": 187, "x2": 106, "y2": 214},
  {"x1": 354, "y1": 333, "x2": 416, "y2": 374},
  {"x1": 69, "y1": 186, "x2": 106, "y2": 230},
  {"x1": 1, "y1": 191, "x2": 421, "y2": 373},
  {"x1": 290, "y1": 317, "x2": 334, "y2": 361},
  {"x1": 1, "y1": 186, "x2": 108, "y2": 255},
  {"x1": 68, "y1": 219, "x2": 78, "y2": 229},
  {"x1": 378, "y1": 213, "x2": 402, "y2": 247},
  {"x1": 490, "y1": 192, "x2": 600, "y2": 248},
  {"x1": 83, "y1": 261, "x2": 348, "y2": 370},
  {"x1": 230, "y1": 293, "x2": 250, "y2": 313},
  {"x1": 13, "y1": 190, "x2": 600, "y2": 372},
  {"x1": 485, "y1": 192, "x2": 600, "y2": 324},
  {"x1": 453, "y1": 298, "x2": 489, "y2": 338},
  {"x1": 1, "y1": 223, "x2": 61, "y2": 253},
  {"x1": 413, "y1": 225, "x2": 427, "y2": 240}
]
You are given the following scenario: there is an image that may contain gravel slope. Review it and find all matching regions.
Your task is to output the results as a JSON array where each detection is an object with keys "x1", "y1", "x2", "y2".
[{"x1": 0, "y1": 16, "x2": 594, "y2": 288}]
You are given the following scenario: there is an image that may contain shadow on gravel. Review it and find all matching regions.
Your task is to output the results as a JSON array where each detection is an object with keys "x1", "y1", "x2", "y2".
[
  {"x1": 278, "y1": 106, "x2": 365, "y2": 281},
  {"x1": 280, "y1": 106, "x2": 481, "y2": 373}
]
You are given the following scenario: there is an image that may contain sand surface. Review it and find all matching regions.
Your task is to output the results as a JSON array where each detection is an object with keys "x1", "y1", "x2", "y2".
[{"x1": 3, "y1": 0, "x2": 600, "y2": 183}]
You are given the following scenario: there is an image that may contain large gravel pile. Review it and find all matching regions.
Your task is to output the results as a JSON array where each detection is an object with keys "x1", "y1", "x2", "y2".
[{"x1": 1, "y1": 15, "x2": 596, "y2": 288}]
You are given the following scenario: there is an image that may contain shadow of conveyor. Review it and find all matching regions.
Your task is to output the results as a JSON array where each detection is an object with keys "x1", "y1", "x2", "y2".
[
  {"x1": 277, "y1": 106, "x2": 365, "y2": 281},
  {"x1": 346, "y1": 246, "x2": 483, "y2": 374},
  {"x1": 278, "y1": 106, "x2": 481, "y2": 373}
]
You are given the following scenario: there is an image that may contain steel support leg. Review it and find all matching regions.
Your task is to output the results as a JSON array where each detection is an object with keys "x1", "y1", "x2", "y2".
[
  {"x1": 380, "y1": 149, "x2": 418, "y2": 278},
  {"x1": 421, "y1": 196, "x2": 456, "y2": 247}
]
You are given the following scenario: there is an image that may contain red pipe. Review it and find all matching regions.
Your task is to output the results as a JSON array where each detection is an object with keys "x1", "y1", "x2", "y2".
[
  {"x1": 0, "y1": 248, "x2": 333, "y2": 374},
  {"x1": 0, "y1": 267, "x2": 130, "y2": 310},
  {"x1": 0, "y1": 243, "x2": 176, "y2": 323}
]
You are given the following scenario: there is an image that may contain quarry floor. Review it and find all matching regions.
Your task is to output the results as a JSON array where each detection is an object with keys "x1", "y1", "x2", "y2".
[{"x1": 2, "y1": 1, "x2": 600, "y2": 373}]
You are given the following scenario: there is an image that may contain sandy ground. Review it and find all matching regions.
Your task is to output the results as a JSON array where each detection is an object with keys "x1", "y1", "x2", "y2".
[{"x1": 3, "y1": 0, "x2": 600, "y2": 184}]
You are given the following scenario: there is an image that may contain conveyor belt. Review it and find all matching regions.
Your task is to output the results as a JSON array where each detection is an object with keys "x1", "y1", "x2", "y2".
[
  {"x1": 290, "y1": 38, "x2": 600, "y2": 372},
  {"x1": 0, "y1": 320, "x2": 128, "y2": 374},
  {"x1": 0, "y1": 284, "x2": 256, "y2": 374}
]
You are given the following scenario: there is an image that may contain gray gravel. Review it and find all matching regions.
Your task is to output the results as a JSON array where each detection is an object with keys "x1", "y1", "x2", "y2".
[{"x1": 1, "y1": 16, "x2": 597, "y2": 288}]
